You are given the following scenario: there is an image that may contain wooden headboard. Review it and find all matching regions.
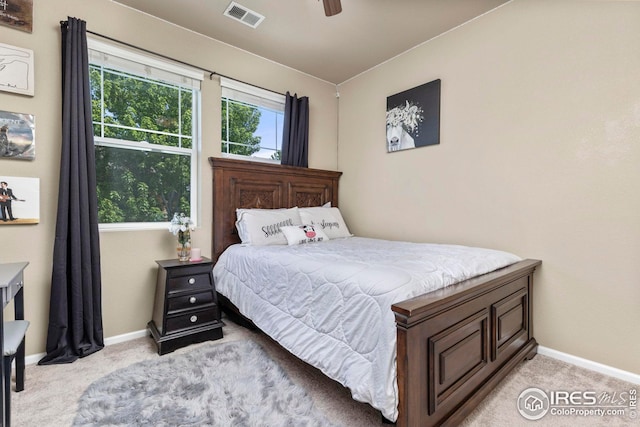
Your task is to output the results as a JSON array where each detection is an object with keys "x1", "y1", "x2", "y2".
[{"x1": 209, "y1": 157, "x2": 342, "y2": 261}]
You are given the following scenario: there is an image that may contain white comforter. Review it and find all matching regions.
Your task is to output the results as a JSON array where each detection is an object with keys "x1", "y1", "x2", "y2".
[{"x1": 213, "y1": 237, "x2": 521, "y2": 421}]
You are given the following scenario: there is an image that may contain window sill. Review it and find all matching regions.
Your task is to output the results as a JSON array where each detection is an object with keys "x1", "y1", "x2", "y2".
[
  {"x1": 221, "y1": 153, "x2": 281, "y2": 165},
  {"x1": 98, "y1": 222, "x2": 171, "y2": 232}
]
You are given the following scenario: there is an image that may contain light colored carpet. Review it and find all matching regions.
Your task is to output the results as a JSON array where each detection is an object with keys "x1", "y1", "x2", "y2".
[{"x1": 12, "y1": 317, "x2": 638, "y2": 426}]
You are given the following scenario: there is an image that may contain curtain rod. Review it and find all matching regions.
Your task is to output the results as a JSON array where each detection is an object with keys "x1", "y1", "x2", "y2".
[{"x1": 60, "y1": 20, "x2": 285, "y2": 97}]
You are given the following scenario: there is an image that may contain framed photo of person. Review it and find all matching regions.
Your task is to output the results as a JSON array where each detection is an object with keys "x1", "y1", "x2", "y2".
[
  {"x1": 0, "y1": 176, "x2": 39, "y2": 224},
  {"x1": 0, "y1": 0, "x2": 33, "y2": 33},
  {"x1": 0, "y1": 110, "x2": 35, "y2": 159}
]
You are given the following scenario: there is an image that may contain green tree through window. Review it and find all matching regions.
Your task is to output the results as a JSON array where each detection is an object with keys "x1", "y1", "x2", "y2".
[
  {"x1": 90, "y1": 65, "x2": 197, "y2": 224},
  {"x1": 220, "y1": 77, "x2": 285, "y2": 161},
  {"x1": 221, "y1": 99, "x2": 262, "y2": 156}
]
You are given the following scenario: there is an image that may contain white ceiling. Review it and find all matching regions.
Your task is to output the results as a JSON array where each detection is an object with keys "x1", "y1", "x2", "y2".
[{"x1": 112, "y1": 0, "x2": 510, "y2": 84}]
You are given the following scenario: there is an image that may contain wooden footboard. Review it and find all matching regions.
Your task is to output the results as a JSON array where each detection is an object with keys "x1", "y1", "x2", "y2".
[{"x1": 392, "y1": 259, "x2": 541, "y2": 427}]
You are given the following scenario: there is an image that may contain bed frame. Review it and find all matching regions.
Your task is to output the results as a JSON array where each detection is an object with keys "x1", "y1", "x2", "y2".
[{"x1": 209, "y1": 157, "x2": 541, "y2": 427}]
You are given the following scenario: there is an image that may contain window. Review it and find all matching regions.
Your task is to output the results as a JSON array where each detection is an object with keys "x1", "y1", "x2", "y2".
[
  {"x1": 220, "y1": 77, "x2": 285, "y2": 162},
  {"x1": 88, "y1": 38, "x2": 203, "y2": 227}
]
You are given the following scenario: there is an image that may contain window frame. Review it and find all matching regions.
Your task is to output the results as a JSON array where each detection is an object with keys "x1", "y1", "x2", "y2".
[{"x1": 88, "y1": 37, "x2": 203, "y2": 231}]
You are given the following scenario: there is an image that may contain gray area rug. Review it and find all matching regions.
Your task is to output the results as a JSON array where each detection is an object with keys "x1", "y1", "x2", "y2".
[{"x1": 73, "y1": 340, "x2": 341, "y2": 427}]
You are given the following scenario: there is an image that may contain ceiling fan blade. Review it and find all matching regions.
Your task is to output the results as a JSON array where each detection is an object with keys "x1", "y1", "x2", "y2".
[{"x1": 322, "y1": 0, "x2": 342, "y2": 16}]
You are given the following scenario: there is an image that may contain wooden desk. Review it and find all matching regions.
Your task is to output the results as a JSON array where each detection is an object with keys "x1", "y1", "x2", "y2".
[{"x1": 0, "y1": 262, "x2": 28, "y2": 427}]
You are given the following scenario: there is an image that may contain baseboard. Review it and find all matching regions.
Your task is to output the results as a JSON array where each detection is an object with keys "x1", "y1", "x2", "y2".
[
  {"x1": 103, "y1": 328, "x2": 149, "y2": 346},
  {"x1": 24, "y1": 328, "x2": 149, "y2": 366},
  {"x1": 538, "y1": 345, "x2": 640, "y2": 385}
]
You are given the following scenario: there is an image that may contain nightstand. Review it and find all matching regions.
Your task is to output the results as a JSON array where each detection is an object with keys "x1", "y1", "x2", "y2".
[{"x1": 148, "y1": 257, "x2": 223, "y2": 355}]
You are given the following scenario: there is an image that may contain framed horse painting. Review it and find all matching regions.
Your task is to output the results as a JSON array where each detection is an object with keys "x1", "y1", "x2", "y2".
[{"x1": 386, "y1": 79, "x2": 441, "y2": 153}]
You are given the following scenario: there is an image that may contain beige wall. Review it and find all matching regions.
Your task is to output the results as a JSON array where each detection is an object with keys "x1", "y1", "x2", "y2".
[
  {"x1": 0, "y1": 0, "x2": 338, "y2": 356},
  {"x1": 337, "y1": 0, "x2": 640, "y2": 374}
]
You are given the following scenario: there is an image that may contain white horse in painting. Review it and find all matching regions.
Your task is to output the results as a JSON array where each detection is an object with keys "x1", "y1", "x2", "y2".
[
  {"x1": 386, "y1": 124, "x2": 415, "y2": 152},
  {"x1": 386, "y1": 100, "x2": 423, "y2": 152}
]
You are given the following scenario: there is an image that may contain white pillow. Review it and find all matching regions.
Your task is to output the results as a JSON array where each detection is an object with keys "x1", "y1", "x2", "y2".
[
  {"x1": 280, "y1": 224, "x2": 330, "y2": 246},
  {"x1": 299, "y1": 207, "x2": 353, "y2": 239},
  {"x1": 235, "y1": 207, "x2": 302, "y2": 246}
]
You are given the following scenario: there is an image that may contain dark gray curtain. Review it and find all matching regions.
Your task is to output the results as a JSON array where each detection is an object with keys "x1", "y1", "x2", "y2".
[
  {"x1": 281, "y1": 91, "x2": 309, "y2": 167},
  {"x1": 39, "y1": 17, "x2": 104, "y2": 365}
]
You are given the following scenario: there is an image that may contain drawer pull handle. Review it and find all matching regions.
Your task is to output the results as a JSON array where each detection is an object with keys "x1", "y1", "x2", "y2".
[
  {"x1": 189, "y1": 296, "x2": 197, "y2": 304},
  {"x1": 190, "y1": 315, "x2": 198, "y2": 323},
  {"x1": 188, "y1": 278, "x2": 196, "y2": 285}
]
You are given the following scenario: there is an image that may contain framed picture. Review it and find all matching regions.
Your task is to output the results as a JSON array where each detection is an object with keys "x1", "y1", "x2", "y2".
[
  {"x1": 0, "y1": 176, "x2": 39, "y2": 224},
  {"x1": 0, "y1": 0, "x2": 33, "y2": 33},
  {"x1": 0, "y1": 110, "x2": 35, "y2": 160},
  {"x1": 386, "y1": 79, "x2": 441, "y2": 152},
  {"x1": 0, "y1": 43, "x2": 35, "y2": 96}
]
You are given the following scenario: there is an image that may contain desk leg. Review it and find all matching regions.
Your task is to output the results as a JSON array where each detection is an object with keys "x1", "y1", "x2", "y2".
[
  {"x1": 0, "y1": 304, "x2": 5, "y2": 427},
  {"x1": 14, "y1": 288, "x2": 24, "y2": 393},
  {"x1": 14, "y1": 287, "x2": 23, "y2": 321}
]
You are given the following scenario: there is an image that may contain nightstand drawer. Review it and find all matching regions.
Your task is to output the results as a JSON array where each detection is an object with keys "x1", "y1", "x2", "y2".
[
  {"x1": 167, "y1": 290, "x2": 215, "y2": 313},
  {"x1": 167, "y1": 273, "x2": 212, "y2": 293},
  {"x1": 165, "y1": 307, "x2": 220, "y2": 334}
]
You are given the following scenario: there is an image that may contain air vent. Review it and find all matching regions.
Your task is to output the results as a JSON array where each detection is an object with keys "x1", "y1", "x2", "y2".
[{"x1": 223, "y1": 2, "x2": 265, "y2": 29}]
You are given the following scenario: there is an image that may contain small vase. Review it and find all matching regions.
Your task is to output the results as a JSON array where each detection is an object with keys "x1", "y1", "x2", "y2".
[{"x1": 177, "y1": 240, "x2": 191, "y2": 262}]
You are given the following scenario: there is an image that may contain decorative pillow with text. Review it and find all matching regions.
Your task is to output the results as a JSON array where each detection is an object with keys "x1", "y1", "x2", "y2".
[
  {"x1": 235, "y1": 207, "x2": 302, "y2": 246},
  {"x1": 299, "y1": 207, "x2": 353, "y2": 239}
]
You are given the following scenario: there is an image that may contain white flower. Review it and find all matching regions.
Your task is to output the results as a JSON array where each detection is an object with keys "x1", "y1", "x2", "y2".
[
  {"x1": 386, "y1": 100, "x2": 424, "y2": 133},
  {"x1": 169, "y1": 213, "x2": 195, "y2": 244}
]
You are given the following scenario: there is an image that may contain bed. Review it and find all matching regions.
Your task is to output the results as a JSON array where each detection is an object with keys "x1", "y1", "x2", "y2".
[{"x1": 209, "y1": 157, "x2": 541, "y2": 427}]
